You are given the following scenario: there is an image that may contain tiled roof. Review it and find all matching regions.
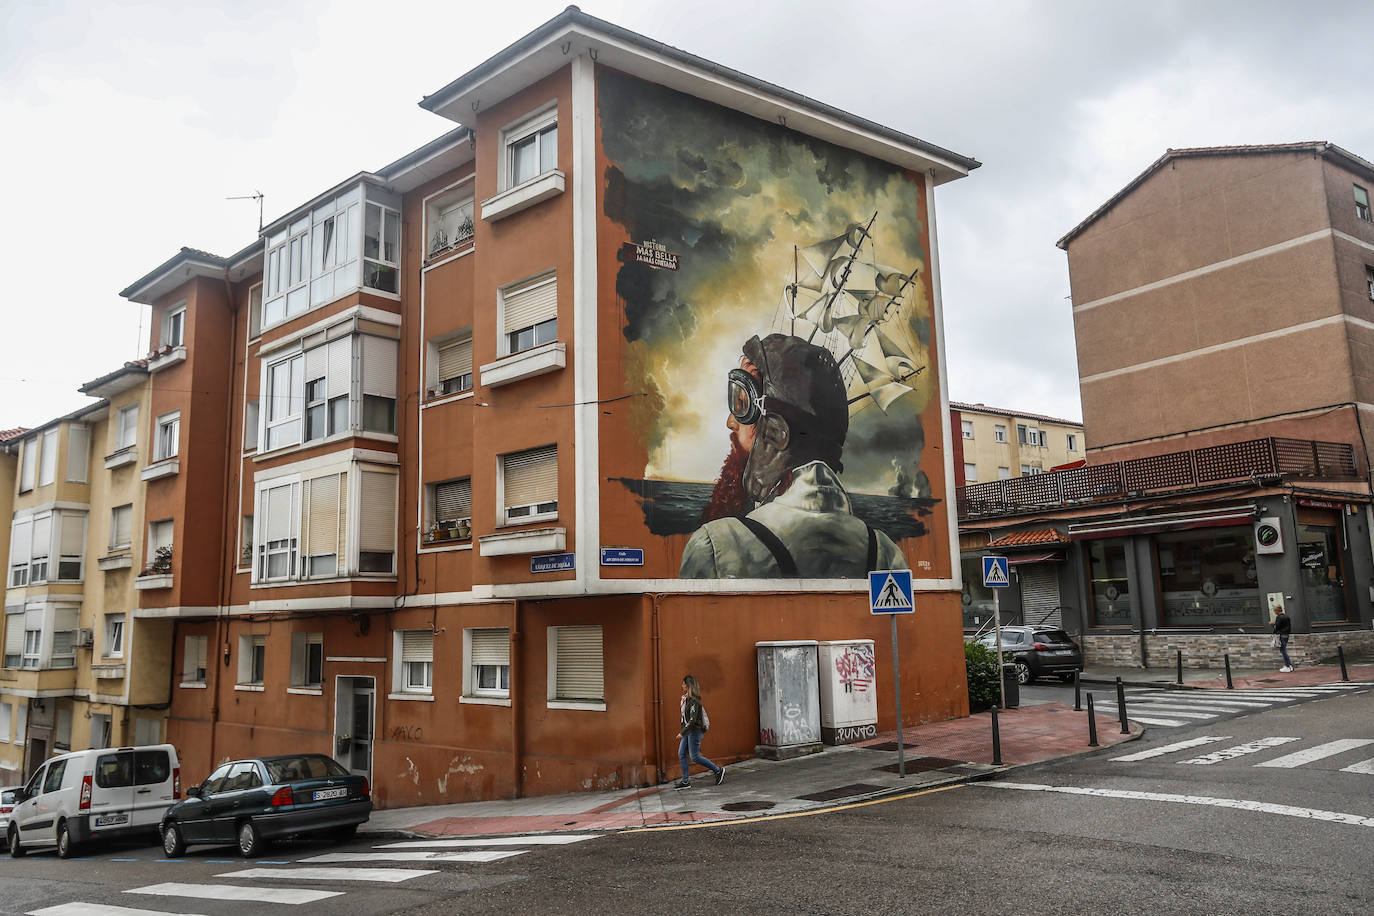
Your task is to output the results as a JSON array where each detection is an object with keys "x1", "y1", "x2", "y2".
[
  {"x1": 950, "y1": 401, "x2": 1082, "y2": 428},
  {"x1": 985, "y1": 529, "x2": 1068, "y2": 548},
  {"x1": 0, "y1": 427, "x2": 29, "y2": 442}
]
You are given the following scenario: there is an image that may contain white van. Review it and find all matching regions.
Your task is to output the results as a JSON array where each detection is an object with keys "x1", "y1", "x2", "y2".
[{"x1": 7, "y1": 745, "x2": 181, "y2": 858}]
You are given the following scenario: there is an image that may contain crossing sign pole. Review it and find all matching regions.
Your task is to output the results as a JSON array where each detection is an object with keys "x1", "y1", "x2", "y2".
[
  {"x1": 870, "y1": 570, "x2": 914, "y2": 779},
  {"x1": 982, "y1": 556, "x2": 1011, "y2": 710}
]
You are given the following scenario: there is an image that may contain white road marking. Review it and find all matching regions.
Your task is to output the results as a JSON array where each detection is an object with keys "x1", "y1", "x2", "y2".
[
  {"x1": 1340, "y1": 757, "x2": 1374, "y2": 775},
  {"x1": 1114, "y1": 714, "x2": 1191, "y2": 726},
  {"x1": 378, "y1": 834, "x2": 599, "y2": 848},
  {"x1": 1110, "y1": 736, "x2": 1231, "y2": 762},
  {"x1": 127, "y1": 884, "x2": 340, "y2": 905},
  {"x1": 217, "y1": 866, "x2": 437, "y2": 882},
  {"x1": 1131, "y1": 696, "x2": 1275, "y2": 708},
  {"x1": 1255, "y1": 739, "x2": 1374, "y2": 769},
  {"x1": 1117, "y1": 707, "x2": 1219, "y2": 720},
  {"x1": 1180, "y1": 737, "x2": 1300, "y2": 764},
  {"x1": 302, "y1": 850, "x2": 525, "y2": 864},
  {"x1": 30, "y1": 905, "x2": 207, "y2": 916},
  {"x1": 981, "y1": 782, "x2": 1374, "y2": 827}
]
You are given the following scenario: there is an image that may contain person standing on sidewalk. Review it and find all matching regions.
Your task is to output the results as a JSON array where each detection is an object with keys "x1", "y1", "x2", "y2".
[
  {"x1": 676, "y1": 675, "x2": 724, "y2": 788},
  {"x1": 1273, "y1": 606, "x2": 1294, "y2": 672}
]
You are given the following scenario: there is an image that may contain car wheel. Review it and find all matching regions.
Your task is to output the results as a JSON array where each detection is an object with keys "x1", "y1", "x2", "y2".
[
  {"x1": 56, "y1": 820, "x2": 76, "y2": 859},
  {"x1": 237, "y1": 820, "x2": 264, "y2": 858},
  {"x1": 330, "y1": 823, "x2": 358, "y2": 844},
  {"x1": 7, "y1": 826, "x2": 24, "y2": 858},
  {"x1": 1013, "y1": 661, "x2": 1033, "y2": 685},
  {"x1": 162, "y1": 822, "x2": 186, "y2": 858}
]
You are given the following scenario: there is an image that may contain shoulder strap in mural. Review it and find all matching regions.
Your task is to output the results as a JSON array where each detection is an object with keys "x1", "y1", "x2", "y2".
[
  {"x1": 865, "y1": 524, "x2": 878, "y2": 573},
  {"x1": 737, "y1": 517, "x2": 800, "y2": 578}
]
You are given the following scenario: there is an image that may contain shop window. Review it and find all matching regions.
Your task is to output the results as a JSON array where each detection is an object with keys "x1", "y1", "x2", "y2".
[
  {"x1": 1298, "y1": 524, "x2": 1348, "y2": 623},
  {"x1": 1157, "y1": 526, "x2": 1260, "y2": 626},
  {"x1": 1086, "y1": 540, "x2": 1131, "y2": 626}
]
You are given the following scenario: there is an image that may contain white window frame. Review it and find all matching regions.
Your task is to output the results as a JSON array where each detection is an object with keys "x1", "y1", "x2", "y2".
[
  {"x1": 463, "y1": 628, "x2": 511, "y2": 702},
  {"x1": 363, "y1": 200, "x2": 401, "y2": 295},
  {"x1": 998, "y1": 466, "x2": 1012, "y2": 481},
  {"x1": 163, "y1": 302, "x2": 186, "y2": 349},
  {"x1": 498, "y1": 273, "x2": 558, "y2": 358},
  {"x1": 546, "y1": 625, "x2": 605, "y2": 710},
  {"x1": 290, "y1": 632, "x2": 324, "y2": 689},
  {"x1": 110, "y1": 504, "x2": 133, "y2": 551},
  {"x1": 1365, "y1": 265, "x2": 1374, "y2": 301},
  {"x1": 103, "y1": 614, "x2": 125, "y2": 659},
  {"x1": 429, "y1": 332, "x2": 474, "y2": 398},
  {"x1": 66, "y1": 424, "x2": 89, "y2": 483},
  {"x1": 148, "y1": 519, "x2": 173, "y2": 572},
  {"x1": 38, "y1": 429, "x2": 57, "y2": 487},
  {"x1": 1356, "y1": 183, "x2": 1371, "y2": 222},
  {"x1": 238, "y1": 634, "x2": 266, "y2": 686},
  {"x1": 426, "y1": 477, "x2": 472, "y2": 543},
  {"x1": 1067, "y1": 433, "x2": 1078, "y2": 452},
  {"x1": 499, "y1": 445, "x2": 558, "y2": 526},
  {"x1": 994, "y1": 425, "x2": 1007, "y2": 444},
  {"x1": 500, "y1": 105, "x2": 558, "y2": 191},
  {"x1": 254, "y1": 477, "x2": 301, "y2": 583},
  {"x1": 961, "y1": 420, "x2": 974, "y2": 439},
  {"x1": 394, "y1": 629, "x2": 434, "y2": 696},
  {"x1": 425, "y1": 183, "x2": 476, "y2": 259},
  {"x1": 182, "y1": 635, "x2": 208, "y2": 685},
  {"x1": 154, "y1": 411, "x2": 180, "y2": 461},
  {"x1": 0, "y1": 702, "x2": 10, "y2": 743},
  {"x1": 963, "y1": 463, "x2": 978, "y2": 482},
  {"x1": 115, "y1": 404, "x2": 139, "y2": 452}
]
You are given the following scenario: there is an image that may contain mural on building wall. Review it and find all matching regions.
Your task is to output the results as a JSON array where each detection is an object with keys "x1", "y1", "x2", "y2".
[{"x1": 601, "y1": 71, "x2": 943, "y2": 579}]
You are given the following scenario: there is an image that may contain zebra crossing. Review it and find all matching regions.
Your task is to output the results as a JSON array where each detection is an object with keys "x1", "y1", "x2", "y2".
[
  {"x1": 1110, "y1": 735, "x2": 1374, "y2": 772},
  {"x1": 26, "y1": 833, "x2": 602, "y2": 915},
  {"x1": 1085, "y1": 683, "x2": 1371, "y2": 728}
]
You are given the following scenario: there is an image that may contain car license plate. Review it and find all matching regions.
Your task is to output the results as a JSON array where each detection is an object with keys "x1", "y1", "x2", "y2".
[
  {"x1": 95, "y1": 813, "x2": 129, "y2": 827},
  {"x1": 313, "y1": 787, "x2": 347, "y2": 801}
]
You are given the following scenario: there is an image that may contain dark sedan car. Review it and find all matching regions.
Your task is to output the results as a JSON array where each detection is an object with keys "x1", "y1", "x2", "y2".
[
  {"x1": 977, "y1": 626, "x2": 1083, "y2": 684},
  {"x1": 161, "y1": 753, "x2": 371, "y2": 858}
]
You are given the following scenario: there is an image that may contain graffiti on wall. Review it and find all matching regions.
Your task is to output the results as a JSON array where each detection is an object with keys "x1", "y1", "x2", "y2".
[
  {"x1": 834, "y1": 644, "x2": 876, "y2": 693},
  {"x1": 601, "y1": 70, "x2": 943, "y2": 579}
]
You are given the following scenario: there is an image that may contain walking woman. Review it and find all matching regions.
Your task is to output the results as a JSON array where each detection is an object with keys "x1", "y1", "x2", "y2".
[{"x1": 676, "y1": 674, "x2": 724, "y2": 788}]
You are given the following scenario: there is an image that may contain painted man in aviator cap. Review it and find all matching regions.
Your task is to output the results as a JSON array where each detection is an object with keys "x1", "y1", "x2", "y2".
[{"x1": 680, "y1": 333, "x2": 906, "y2": 579}]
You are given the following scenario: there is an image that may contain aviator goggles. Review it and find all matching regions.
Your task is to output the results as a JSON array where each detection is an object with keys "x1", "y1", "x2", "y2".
[{"x1": 727, "y1": 368, "x2": 764, "y2": 425}]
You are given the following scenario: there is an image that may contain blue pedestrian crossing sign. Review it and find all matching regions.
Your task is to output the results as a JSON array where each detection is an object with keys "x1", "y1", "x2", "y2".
[
  {"x1": 982, "y1": 555, "x2": 1010, "y2": 588},
  {"x1": 869, "y1": 569, "x2": 914, "y2": 614}
]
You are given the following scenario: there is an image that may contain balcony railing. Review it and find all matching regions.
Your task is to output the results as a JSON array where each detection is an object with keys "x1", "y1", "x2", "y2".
[{"x1": 958, "y1": 437, "x2": 1358, "y2": 520}]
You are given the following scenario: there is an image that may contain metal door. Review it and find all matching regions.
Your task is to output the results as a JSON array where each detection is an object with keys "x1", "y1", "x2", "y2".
[{"x1": 1019, "y1": 564, "x2": 1062, "y2": 629}]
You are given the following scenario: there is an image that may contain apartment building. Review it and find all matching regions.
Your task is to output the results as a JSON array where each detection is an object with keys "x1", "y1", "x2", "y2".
[
  {"x1": 957, "y1": 143, "x2": 1374, "y2": 667},
  {"x1": 950, "y1": 401, "x2": 1084, "y2": 487},
  {"x1": 105, "y1": 9, "x2": 978, "y2": 807}
]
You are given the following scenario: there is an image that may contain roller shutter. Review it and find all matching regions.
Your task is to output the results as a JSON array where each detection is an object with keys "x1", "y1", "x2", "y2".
[
  {"x1": 1019, "y1": 565, "x2": 1062, "y2": 629},
  {"x1": 502, "y1": 277, "x2": 557, "y2": 334},
  {"x1": 554, "y1": 626, "x2": 603, "y2": 701}
]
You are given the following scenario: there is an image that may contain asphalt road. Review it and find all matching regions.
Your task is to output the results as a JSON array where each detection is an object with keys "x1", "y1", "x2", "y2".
[{"x1": 2, "y1": 689, "x2": 1370, "y2": 915}]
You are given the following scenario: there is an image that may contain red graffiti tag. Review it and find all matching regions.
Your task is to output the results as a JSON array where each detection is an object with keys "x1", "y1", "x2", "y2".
[{"x1": 835, "y1": 646, "x2": 875, "y2": 693}]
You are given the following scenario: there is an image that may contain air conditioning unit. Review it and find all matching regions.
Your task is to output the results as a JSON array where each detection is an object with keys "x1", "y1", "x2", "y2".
[{"x1": 75, "y1": 628, "x2": 95, "y2": 648}]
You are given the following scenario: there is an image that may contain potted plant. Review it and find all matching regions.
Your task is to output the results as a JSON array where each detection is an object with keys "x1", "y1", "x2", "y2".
[{"x1": 149, "y1": 546, "x2": 173, "y2": 574}]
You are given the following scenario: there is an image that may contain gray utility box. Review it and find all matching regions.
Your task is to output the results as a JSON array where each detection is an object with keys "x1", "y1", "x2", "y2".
[
  {"x1": 817, "y1": 640, "x2": 878, "y2": 745},
  {"x1": 755, "y1": 640, "x2": 823, "y2": 760}
]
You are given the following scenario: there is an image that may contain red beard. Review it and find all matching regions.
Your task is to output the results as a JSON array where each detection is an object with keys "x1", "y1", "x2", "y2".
[{"x1": 700, "y1": 433, "x2": 750, "y2": 522}]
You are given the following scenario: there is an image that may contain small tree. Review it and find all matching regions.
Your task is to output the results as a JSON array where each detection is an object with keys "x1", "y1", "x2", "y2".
[{"x1": 965, "y1": 640, "x2": 1001, "y2": 713}]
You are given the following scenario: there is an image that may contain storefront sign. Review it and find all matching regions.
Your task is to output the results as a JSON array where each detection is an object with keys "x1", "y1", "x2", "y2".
[
  {"x1": 1298, "y1": 498, "x2": 1343, "y2": 510},
  {"x1": 622, "y1": 238, "x2": 679, "y2": 270}
]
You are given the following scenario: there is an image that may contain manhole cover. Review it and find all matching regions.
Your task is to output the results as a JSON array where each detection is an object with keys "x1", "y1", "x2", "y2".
[
  {"x1": 860, "y1": 741, "x2": 919, "y2": 752},
  {"x1": 720, "y1": 801, "x2": 776, "y2": 812},
  {"x1": 796, "y1": 783, "x2": 887, "y2": 802},
  {"x1": 873, "y1": 756, "x2": 969, "y2": 774}
]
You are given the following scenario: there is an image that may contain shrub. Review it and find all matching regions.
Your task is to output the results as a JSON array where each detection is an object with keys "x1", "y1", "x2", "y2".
[{"x1": 965, "y1": 640, "x2": 1002, "y2": 713}]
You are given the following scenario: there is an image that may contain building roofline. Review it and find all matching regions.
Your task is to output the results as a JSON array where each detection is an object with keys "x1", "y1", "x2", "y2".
[
  {"x1": 119, "y1": 247, "x2": 228, "y2": 303},
  {"x1": 419, "y1": 6, "x2": 979, "y2": 184},
  {"x1": 4, "y1": 399, "x2": 110, "y2": 446},
  {"x1": 950, "y1": 400, "x2": 1083, "y2": 428},
  {"x1": 1057, "y1": 141, "x2": 1374, "y2": 250},
  {"x1": 79, "y1": 360, "x2": 150, "y2": 398}
]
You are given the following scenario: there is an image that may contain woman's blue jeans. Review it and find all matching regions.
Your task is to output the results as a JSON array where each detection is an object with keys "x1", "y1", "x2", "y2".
[{"x1": 679, "y1": 731, "x2": 720, "y2": 781}]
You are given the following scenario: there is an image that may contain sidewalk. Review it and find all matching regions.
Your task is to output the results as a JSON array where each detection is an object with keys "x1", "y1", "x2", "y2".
[{"x1": 362, "y1": 701, "x2": 1141, "y2": 839}]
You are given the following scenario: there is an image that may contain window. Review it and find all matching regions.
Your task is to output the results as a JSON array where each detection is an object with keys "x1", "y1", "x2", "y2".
[
  {"x1": 467, "y1": 628, "x2": 510, "y2": 698},
  {"x1": 427, "y1": 477, "x2": 472, "y2": 542},
  {"x1": 427, "y1": 186, "x2": 475, "y2": 257},
  {"x1": 260, "y1": 333, "x2": 396, "y2": 451},
  {"x1": 238, "y1": 634, "x2": 266, "y2": 685},
  {"x1": 548, "y1": 626, "x2": 603, "y2": 705},
  {"x1": 67, "y1": 424, "x2": 89, "y2": 483},
  {"x1": 1357, "y1": 184, "x2": 1371, "y2": 222},
  {"x1": 134, "y1": 717, "x2": 160, "y2": 746},
  {"x1": 1157, "y1": 527, "x2": 1260, "y2": 627},
  {"x1": 3, "y1": 608, "x2": 21, "y2": 668},
  {"x1": 1016, "y1": 424, "x2": 1028, "y2": 445},
  {"x1": 0, "y1": 702, "x2": 9, "y2": 742},
  {"x1": 361, "y1": 335, "x2": 398, "y2": 434},
  {"x1": 44, "y1": 758, "x2": 68, "y2": 792},
  {"x1": 115, "y1": 404, "x2": 139, "y2": 451},
  {"x1": 8, "y1": 518, "x2": 31, "y2": 587},
  {"x1": 304, "y1": 473, "x2": 345, "y2": 578},
  {"x1": 110, "y1": 504, "x2": 132, "y2": 551},
  {"x1": 257, "y1": 480, "x2": 298, "y2": 581},
  {"x1": 183, "y1": 635, "x2": 208, "y2": 684},
  {"x1": 239, "y1": 515, "x2": 254, "y2": 569},
  {"x1": 39, "y1": 429, "x2": 57, "y2": 486},
  {"x1": 90, "y1": 714, "x2": 112, "y2": 751},
  {"x1": 998, "y1": 466, "x2": 1011, "y2": 481},
  {"x1": 501, "y1": 445, "x2": 557, "y2": 524},
  {"x1": 18, "y1": 436, "x2": 36, "y2": 492},
  {"x1": 434, "y1": 336, "x2": 473, "y2": 396},
  {"x1": 104, "y1": 614, "x2": 125, "y2": 658},
  {"x1": 290, "y1": 632, "x2": 323, "y2": 688},
  {"x1": 164, "y1": 304, "x2": 186, "y2": 348},
  {"x1": 358, "y1": 471, "x2": 397, "y2": 573},
  {"x1": 504, "y1": 109, "x2": 557, "y2": 189},
  {"x1": 363, "y1": 201, "x2": 401, "y2": 293},
  {"x1": 265, "y1": 215, "x2": 311, "y2": 324},
  {"x1": 253, "y1": 464, "x2": 394, "y2": 582},
  {"x1": 263, "y1": 188, "x2": 364, "y2": 327},
  {"x1": 500, "y1": 274, "x2": 557, "y2": 356},
  {"x1": 1366, "y1": 266, "x2": 1374, "y2": 301},
  {"x1": 960, "y1": 420, "x2": 974, "y2": 439},
  {"x1": 1067, "y1": 434, "x2": 1078, "y2": 452},
  {"x1": 963, "y1": 463, "x2": 977, "y2": 482},
  {"x1": 1036, "y1": 430, "x2": 1046, "y2": 448},
  {"x1": 148, "y1": 519, "x2": 173, "y2": 571},
  {"x1": 994, "y1": 425, "x2": 1007, "y2": 443},
  {"x1": 244, "y1": 399, "x2": 260, "y2": 451},
  {"x1": 9, "y1": 511, "x2": 86, "y2": 585},
  {"x1": 1020, "y1": 464, "x2": 1043, "y2": 476},
  {"x1": 22, "y1": 627, "x2": 40, "y2": 669},
  {"x1": 265, "y1": 352, "x2": 305, "y2": 450},
  {"x1": 397, "y1": 630, "x2": 434, "y2": 694},
  {"x1": 154, "y1": 411, "x2": 180, "y2": 461}
]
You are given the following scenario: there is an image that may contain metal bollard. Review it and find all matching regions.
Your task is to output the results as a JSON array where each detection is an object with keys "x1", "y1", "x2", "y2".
[
  {"x1": 1086, "y1": 692, "x2": 1099, "y2": 747},
  {"x1": 991, "y1": 706, "x2": 1002, "y2": 766},
  {"x1": 1176, "y1": 649, "x2": 1183, "y2": 686},
  {"x1": 1116, "y1": 677, "x2": 1130, "y2": 734},
  {"x1": 1074, "y1": 670, "x2": 1082, "y2": 711},
  {"x1": 1338, "y1": 645, "x2": 1350, "y2": 682},
  {"x1": 1224, "y1": 653, "x2": 1234, "y2": 689}
]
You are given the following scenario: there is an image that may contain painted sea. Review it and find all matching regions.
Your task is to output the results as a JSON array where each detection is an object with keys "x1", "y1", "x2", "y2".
[{"x1": 614, "y1": 478, "x2": 936, "y2": 540}]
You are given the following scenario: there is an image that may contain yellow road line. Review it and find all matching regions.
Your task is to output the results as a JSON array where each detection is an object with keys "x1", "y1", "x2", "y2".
[{"x1": 623, "y1": 783, "x2": 966, "y2": 833}]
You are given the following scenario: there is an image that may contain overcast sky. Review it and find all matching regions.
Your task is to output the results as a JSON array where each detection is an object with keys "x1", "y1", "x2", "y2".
[{"x1": 2, "y1": 0, "x2": 1368, "y2": 432}]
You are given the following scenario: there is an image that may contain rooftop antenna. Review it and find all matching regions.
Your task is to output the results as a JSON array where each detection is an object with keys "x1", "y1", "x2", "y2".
[{"x1": 227, "y1": 190, "x2": 265, "y2": 231}]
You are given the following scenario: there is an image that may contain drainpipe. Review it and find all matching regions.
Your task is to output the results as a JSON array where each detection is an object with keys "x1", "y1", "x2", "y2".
[
  {"x1": 208, "y1": 271, "x2": 242, "y2": 767},
  {"x1": 650, "y1": 593, "x2": 664, "y2": 783},
  {"x1": 510, "y1": 599, "x2": 523, "y2": 799}
]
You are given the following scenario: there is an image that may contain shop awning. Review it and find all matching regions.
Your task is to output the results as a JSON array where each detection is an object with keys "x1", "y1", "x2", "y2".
[
  {"x1": 1067, "y1": 509, "x2": 1256, "y2": 541},
  {"x1": 1005, "y1": 551, "x2": 1063, "y2": 565}
]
